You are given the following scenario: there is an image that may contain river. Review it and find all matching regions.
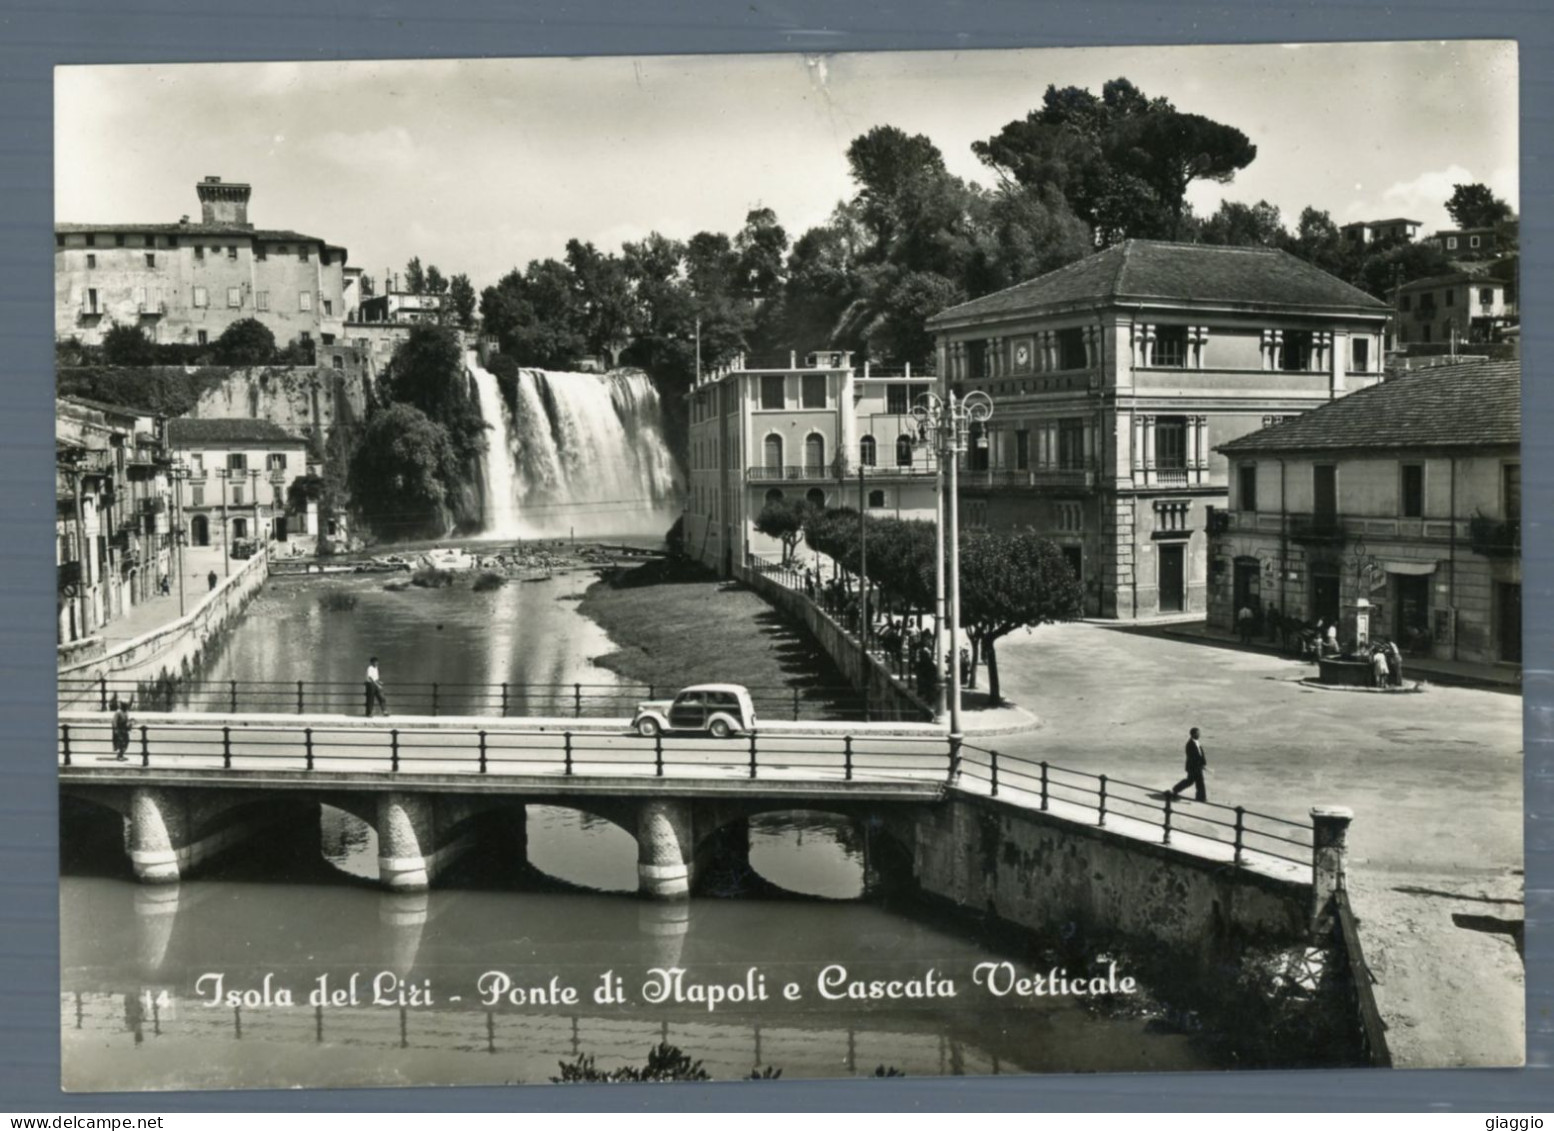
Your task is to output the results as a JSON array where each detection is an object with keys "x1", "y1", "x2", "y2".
[{"x1": 60, "y1": 565, "x2": 1218, "y2": 1090}]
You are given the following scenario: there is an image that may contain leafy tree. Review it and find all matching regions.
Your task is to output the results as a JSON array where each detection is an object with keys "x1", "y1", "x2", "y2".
[
  {"x1": 404, "y1": 257, "x2": 426, "y2": 295},
  {"x1": 479, "y1": 259, "x2": 589, "y2": 370},
  {"x1": 754, "y1": 497, "x2": 812, "y2": 565},
  {"x1": 566, "y1": 239, "x2": 637, "y2": 364},
  {"x1": 424, "y1": 265, "x2": 449, "y2": 295},
  {"x1": 211, "y1": 318, "x2": 277, "y2": 366},
  {"x1": 1197, "y1": 200, "x2": 1287, "y2": 247},
  {"x1": 973, "y1": 78, "x2": 1256, "y2": 244},
  {"x1": 956, "y1": 528, "x2": 1085, "y2": 705},
  {"x1": 101, "y1": 324, "x2": 158, "y2": 367},
  {"x1": 734, "y1": 207, "x2": 789, "y2": 301},
  {"x1": 384, "y1": 324, "x2": 486, "y2": 466},
  {"x1": 1445, "y1": 183, "x2": 1514, "y2": 229},
  {"x1": 1286, "y1": 206, "x2": 1351, "y2": 277},
  {"x1": 347, "y1": 403, "x2": 459, "y2": 538},
  {"x1": 448, "y1": 273, "x2": 477, "y2": 331}
]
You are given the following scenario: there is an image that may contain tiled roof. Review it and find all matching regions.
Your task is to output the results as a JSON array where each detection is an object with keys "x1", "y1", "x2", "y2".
[
  {"x1": 168, "y1": 418, "x2": 308, "y2": 445},
  {"x1": 1399, "y1": 270, "x2": 1499, "y2": 291},
  {"x1": 926, "y1": 240, "x2": 1390, "y2": 327},
  {"x1": 1218, "y1": 360, "x2": 1520, "y2": 455},
  {"x1": 56, "y1": 222, "x2": 329, "y2": 245}
]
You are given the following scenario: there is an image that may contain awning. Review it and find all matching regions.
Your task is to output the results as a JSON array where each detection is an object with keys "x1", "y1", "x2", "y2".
[{"x1": 1383, "y1": 560, "x2": 1438, "y2": 576}]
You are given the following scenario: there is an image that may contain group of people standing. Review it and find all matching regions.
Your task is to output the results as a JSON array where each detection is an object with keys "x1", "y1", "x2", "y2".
[{"x1": 1236, "y1": 602, "x2": 1406, "y2": 687}]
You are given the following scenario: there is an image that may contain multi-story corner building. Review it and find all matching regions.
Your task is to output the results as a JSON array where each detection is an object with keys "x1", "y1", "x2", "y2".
[
  {"x1": 1427, "y1": 221, "x2": 1518, "y2": 260},
  {"x1": 1211, "y1": 359, "x2": 1520, "y2": 667},
  {"x1": 167, "y1": 419, "x2": 314, "y2": 552},
  {"x1": 1394, "y1": 273, "x2": 1516, "y2": 348},
  {"x1": 683, "y1": 351, "x2": 940, "y2": 575},
  {"x1": 925, "y1": 240, "x2": 1392, "y2": 620},
  {"x1": 1339, "y1": 217, "x2": 1422, "y2": 248},
  {"x1": 55, "y1": 176, "x2": 356, "y2": 349},
  {"x1": 56, "y1": 397, "x2": 175, "y2": 645}
]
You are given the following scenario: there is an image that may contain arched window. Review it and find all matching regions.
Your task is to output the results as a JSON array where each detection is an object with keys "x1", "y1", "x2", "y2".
[
  {"x1": 859, "y1": 435, "x2": 877, "y2": 467},
  {"x1": 804, "y1": 433, "x2": 825, "y2": 473},
  {"x1": 806, "y1": 488, "x2": 826, "y2": 508},
  {"x1": 896, "y1": 435, "x2": 914, "y2": 466},
  {"x1": 763, "y1": 434, "x2": 783, "y2": 471},
  {"x1": 190, "y1": 515, "x2": 209, "y2": 547},
  {"x1": 868, "y1": 489, "x2": 886, "y2": 509},
  {"x1": 764, "y1": 488, "x2": 784, "y2": 504}
]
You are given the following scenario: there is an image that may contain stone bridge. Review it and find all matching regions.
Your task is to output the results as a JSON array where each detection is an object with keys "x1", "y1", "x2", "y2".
[{"x1": 58, "y1": 711, "x2": 1348, "y2": 949}]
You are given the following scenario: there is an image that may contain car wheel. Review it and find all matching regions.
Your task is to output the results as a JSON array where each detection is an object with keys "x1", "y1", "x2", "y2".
[
  {"x1": 636, "y1": 717, "x2": 660, "y2": 738},
  {"x1": 709, "y1": 718, "x2": 733, "y2": 739}
]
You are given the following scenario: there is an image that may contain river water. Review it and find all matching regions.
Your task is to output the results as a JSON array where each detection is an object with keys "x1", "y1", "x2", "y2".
[{"x1": 61, "y1": 569, "x2": 1218, "y2": 1090}]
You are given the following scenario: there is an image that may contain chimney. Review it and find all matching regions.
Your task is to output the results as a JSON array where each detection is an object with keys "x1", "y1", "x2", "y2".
[{"x1": 195, "y1": 175, "x2": 253, "y2": 228}]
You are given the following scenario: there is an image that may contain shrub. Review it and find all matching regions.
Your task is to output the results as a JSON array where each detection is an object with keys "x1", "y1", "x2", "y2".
[
  {"x1": 101, "y1": 324, "x2": 158, "y2": 366},
  {"x1": 212, "y1": 318, "x2": 277, "y2": 366},
  {"x1": 472, "y1": 571, "x2": 507, "y2": 592},
  {"x1": 410, "y1": 567, "x2": 455, "y2": 589},
  {"x1": 552, "y1": 1043, "x2": 710, "y2": 1084}
]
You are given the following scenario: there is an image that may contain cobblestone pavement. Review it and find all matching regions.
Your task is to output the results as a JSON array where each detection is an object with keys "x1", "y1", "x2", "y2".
[{"x1": 985, "y1": 620, "x2": 1524, "y2": 1068}]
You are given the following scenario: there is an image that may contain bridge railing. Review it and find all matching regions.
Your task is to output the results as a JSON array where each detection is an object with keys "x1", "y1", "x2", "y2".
[
  {"x1": 60, "y1": 676, "x2": 876, "y2": 723},
  {"x1": 57, "y1": 722, "x2": 1315, "y2": 874},
  {"x1": 954, "y1": 742, "x2": 1314, "y2": 869},
  {"x1": 57, "y1": 717, "x2": 954, "y2": 784}
]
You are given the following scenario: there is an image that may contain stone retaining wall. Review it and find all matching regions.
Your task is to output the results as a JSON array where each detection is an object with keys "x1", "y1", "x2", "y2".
[
  {"x1": 900, "y1": 792, "x2": 1312, "y2": 946},
  {"x1": 58, "y1": 550, "x2": 269, "y2": 708},
  {"x1": 735, "y1": 563, "x2": 929, "y2": 723}
]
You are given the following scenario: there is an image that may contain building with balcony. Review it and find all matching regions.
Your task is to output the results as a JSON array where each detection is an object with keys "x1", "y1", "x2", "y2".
[
  {"x1": 57, "y1": 397, "x2": 175, "y2": 646},
  {"x1": 683, "y1": 350, "x2": 939, "y2": 575},
  {"x1": 166, "y1": 418, "x2": 313, "y2": 552},
  {"x1": 1339, "y1": 217, "x2": 1422, "y2": 248},
  {"x1": 1394, "y1": 272, "x2": 1515, "y2": 348},
  {"x1": 1211, "y1": 359, "x2": 1520, "y2": 667},
  {"x1": 55, "y1": 176, "x2": 356, "y2": 349},
  {"x1": 925, "y1": 240, "x2": 1393, "y2": 620}
]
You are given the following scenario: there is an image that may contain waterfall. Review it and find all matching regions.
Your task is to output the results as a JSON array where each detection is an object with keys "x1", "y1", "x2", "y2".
[
  {"x1": 467, "y1": 353, "x2": 683, "y2": 540},
  {"x1": 466, "y1": 352, "x2": 523, "y2": 538}
]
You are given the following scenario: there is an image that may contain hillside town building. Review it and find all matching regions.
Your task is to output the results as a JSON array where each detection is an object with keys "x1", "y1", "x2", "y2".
[
  {"x1": 1211, "y1": 359, "x2": 1520, "y2": 668},
  {"x1": 55, "y1": 176, "x2": 357, "y2": 348},
  {"x1": 56, "y1": 397, "x2": 174, "y2": 646},
  {"x1": 925, "y1": 240, "x2": 1393, "y2": 620},
  {"x1": 684, "y1": 351, "x2": 939, "y2": 574},
  {"x1": 1339, "y1": 217, "x2": 1422, "y2": 247},
  {"x1": 1394, "y1": 273, "x2": 1516, "y2": 348},
  {"x1": 167, "y1": 418, "x2": 314, "y2": 552}
]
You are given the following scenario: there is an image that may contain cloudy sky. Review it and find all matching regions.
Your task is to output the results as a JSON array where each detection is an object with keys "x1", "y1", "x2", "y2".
[{"x1": 56, "y1": 41, "x2": 1517, "y2": 290}]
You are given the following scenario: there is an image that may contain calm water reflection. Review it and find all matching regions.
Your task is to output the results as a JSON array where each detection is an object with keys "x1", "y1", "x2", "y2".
[
  {"x1": 62, "y1": 567, "x2": 1215, "y2": 1090},
  {"x1": 60, "y1": 801, "x2": 1214, "y2": 1091}
]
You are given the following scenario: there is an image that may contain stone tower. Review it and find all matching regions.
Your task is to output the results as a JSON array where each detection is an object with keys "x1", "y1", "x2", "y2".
[{"x1": 195, "y1": 176, "x2": 252, "y2": 228}]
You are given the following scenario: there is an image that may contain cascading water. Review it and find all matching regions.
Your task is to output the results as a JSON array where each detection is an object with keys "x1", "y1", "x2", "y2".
[
  {"x1": 466, "y1": 351, "x2": 523, "y2": 537},
  {"x1": 466, "y1": 352, "x2": 683, "y2": 540}
]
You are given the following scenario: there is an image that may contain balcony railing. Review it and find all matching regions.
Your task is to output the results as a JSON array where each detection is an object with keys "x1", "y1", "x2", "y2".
[
  {"x1": 747, "y1": 465, "x2": 835, "y2": 481},
  {"x1": 1154, "y1": 467, "x2": 1189, "y2": 487},
  {"x1": 1288, "y1": 513, "x2": 1347, "y2": 544},
  {"x1": 976, "y1": 467, "x2": 1095, "y2": 489},
  {"x1": 1469, "y1": 515, "x2": 1520, "y2": 558}
]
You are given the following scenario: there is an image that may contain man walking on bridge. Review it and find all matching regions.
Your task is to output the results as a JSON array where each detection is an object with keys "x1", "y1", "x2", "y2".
[
  {"x1": 1168, "y1": 726, "x2": 1208, "y2": 803},
  {"x1": 365, "y1": 657, "x2": 389, "y2": 717}
]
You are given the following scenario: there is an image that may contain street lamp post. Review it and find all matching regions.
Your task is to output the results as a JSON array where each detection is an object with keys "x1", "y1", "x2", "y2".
[
  {"x1": 913, "y1": 389, "x2": 994, "y2": 743},
  {"x1": 172, "y1": 463, "x2": 188, "y2": 618},
  {"x1": 216, "y1": 468, "x2": 230, "y2": 577}
]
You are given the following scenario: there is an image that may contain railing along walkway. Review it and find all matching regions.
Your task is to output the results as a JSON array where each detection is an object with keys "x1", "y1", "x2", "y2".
[{"x1": 58, "y1": 715, "x2": 1314, "y2": 883}]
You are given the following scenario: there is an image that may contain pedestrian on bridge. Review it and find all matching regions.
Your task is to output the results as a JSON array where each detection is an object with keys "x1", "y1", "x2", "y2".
[
  {"x1": 1168, "y1": 726, "x2": 1208, "y2": 803},
  {"x1": 111, "y1": 698, "x2": 132, "y2": 762},
  {"x1": 365, "y1": 657, "x2": 389, "y2": 717}
]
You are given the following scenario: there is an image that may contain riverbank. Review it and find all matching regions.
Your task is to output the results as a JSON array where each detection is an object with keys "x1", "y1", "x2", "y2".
[{"x1": 577, "y1": 558, "x2": 853, "y2": 700}]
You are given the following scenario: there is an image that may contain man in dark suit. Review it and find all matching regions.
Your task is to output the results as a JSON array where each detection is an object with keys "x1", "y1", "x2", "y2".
[{"x1": 1169, "y1": 726, "x2": 1208, "y2": 802}]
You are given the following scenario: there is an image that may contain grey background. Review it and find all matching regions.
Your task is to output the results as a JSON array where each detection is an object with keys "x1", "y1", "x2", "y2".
[{"x1": 1, "y1": 1, "x2": 1546, "y2": 1112}]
